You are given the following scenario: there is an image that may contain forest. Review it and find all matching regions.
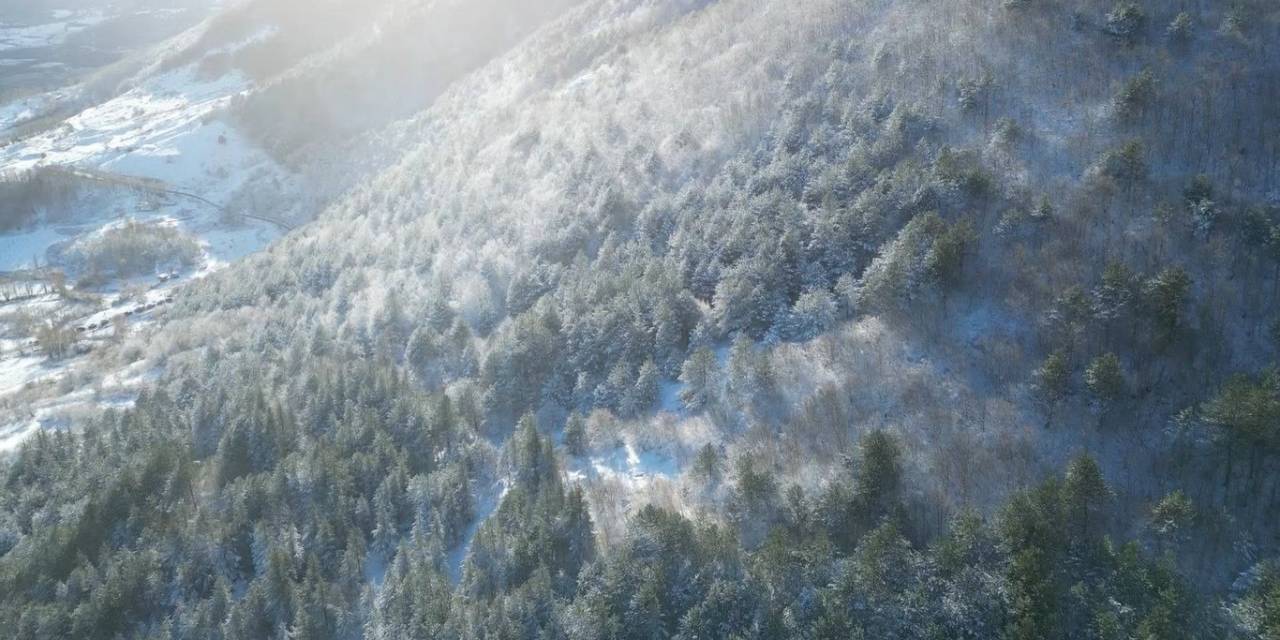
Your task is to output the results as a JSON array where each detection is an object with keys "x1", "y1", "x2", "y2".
[{"x1": 0, "y1": 0, "x2": 1278, "y2": 638}]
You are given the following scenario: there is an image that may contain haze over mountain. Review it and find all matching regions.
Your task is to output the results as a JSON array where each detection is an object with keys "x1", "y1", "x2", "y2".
[{"x1": 0, "y1": 0, "x2": 1278, "y2": 638}]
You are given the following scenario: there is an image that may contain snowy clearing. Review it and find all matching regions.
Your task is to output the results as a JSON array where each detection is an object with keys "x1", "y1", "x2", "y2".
[{"x1": 0, "y1": 51, "x2": 290, "y2": 454}]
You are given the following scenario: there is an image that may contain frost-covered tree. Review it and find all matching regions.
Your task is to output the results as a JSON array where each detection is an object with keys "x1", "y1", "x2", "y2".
[
  {"x1": 620, "y1": 359, "x2": 660, "y2": 418},
  {"x1": 1148, "y1": 490, "x2": 1195, "y2": 551},
  {"x1": 1093, "y1": 261, "x2": 1136, "y2": 330},
  {"x1": 679, "y1": 346, "x2": 720, "y2": 412},
  {"x1": 1201, "y1": 369, "x2": 1280, "y2": 493},
  {"x1": 595, "y1": 360, "x2": 632, "y2": 411},
  {"x1": 1225, "y1": 560, "x2": 1280, "y2": 639},
  {"x1": 855, "y1": 429, "x2": 903, "y2": 520},
  {"x1": 1045, "y1": 285, "x2": 1092, "y2": 351},
  {"x1": 505, "y1": 261, "x2": 558, "y2": 316},
  {"x1": 563, "y1": 411, "x2": 587, "y2": 456},
  {"x1": 405, "y1": 325, "x2": 442, "y2": 383},
  {"x1": 1085, "y1": 352, "x2": 1127, "y2": 410},
  {"x1": 781, "y1": 288, "x2": 837, "y2": 341},
  {"x1": 1113, "y1": 69, "x2": 1156, "y2": 123},
  {"x1": 481, "y1": 310, "x2": 562, "y2": 422},
  {"x1": 1166, "y1": 12, "x2": 1193, "y2": 45},
  {"x1": 1105, "y1": 2, "x2": 1146, "y2": 43},
  {"x1": 857, "y1": 212, "x2": 975, "y2": 314},
  {"x1": 1098, "y1": 140, "x2": 1147, "y2": 185}
]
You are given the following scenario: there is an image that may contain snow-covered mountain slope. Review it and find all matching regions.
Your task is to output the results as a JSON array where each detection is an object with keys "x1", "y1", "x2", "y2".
[
  {"x1": 2, "y1": 67, "x2": 274, "y2": 198},
  {"x1": 3, "y1": 1, "x2": 1280, "y2": 635},
  {"x1": 0, "y1": 0, "x2": 590, "y2": 453},
  {"x1": 139, "y1": 0, "x2": 1280, "y2": 550}
]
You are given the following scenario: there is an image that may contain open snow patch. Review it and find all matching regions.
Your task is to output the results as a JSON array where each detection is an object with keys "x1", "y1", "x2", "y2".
[
  {"x1": 447, "y1": 479, "x2": 508, "y2": 584},
  {"x1": 0, "y1": 226, "x2": 67, "y2": 271}
]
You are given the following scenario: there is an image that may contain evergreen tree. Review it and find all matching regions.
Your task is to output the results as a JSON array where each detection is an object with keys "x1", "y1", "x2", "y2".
[
  {"x1": 1143, "y1": 267, "x2": 1191, "y2": 349},
  {"x1": 1085, "y1": 353, "x2": 1126, "y2": 410},
  {"x1": 621, "y1": 359, "x2": 660, "y2": 417},
  {"x1": 855, "y1": 429, "x2": 903, "y2": 521},
  {"x1": 1033, "y1": 350, "x2": 1070, "y2": 425},
  {"x1": 1062, "y1": 454, "x2": 1110, "y2": 542},
  {"x1": 405, "y1": 325, "x2": 442, "y2": 383},
  {"x1": 1148, "y1": 490, "x2": 1195, "y2": 552},
  {"x1": 783, "y1": 288, "x2": 837, "y2": 341},
  {"x1": 563, "y1": 411, "x2": 588, "y2": 457},
  {"x1": 1105, "y1": 2, "x2": 1146, "y2": 43},
  {"x1": 678, "y1": 346, "x2": 720, "y2": 412},
  {"x1": 1201, "y1": 369, "x2": 1280, "y2": 493},
  {"x1": 692, "y1": 443, "x2": 720, "y2": 483},
  {"x1": 1093, "y1": 261, "x2": 1136, "y2": 329}
]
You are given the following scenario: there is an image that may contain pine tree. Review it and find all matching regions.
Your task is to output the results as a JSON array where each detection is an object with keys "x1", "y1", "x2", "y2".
[
  {"x1": 678, "y1": 347, "x2": 720, "y2": 412},
  {"x1": 1148, "y1": 490, "x2": 1194, "y2": 551},
  {"x1": 1113, "y1": 70, "x2": 1156, "y2": 123},
  {"x1": 1166, "y1": 12, "x2": 1193, "y2": 45},
  {"x1": 563, "y1": 412, "x2": 587, "y2": 457},
  {"x1": 1105, "y1": 2, "x2": 1146, "y2": 43},
  {"x1": 595, "y1": 360, "x2": 631, "y2": 411},
  {"x1": 653, "y1": 299, "x2": 694, "y2": 377},
  {"x1": 1033, "y1": 350, "x2": 1070, "y2": 425},
  {"x1": 783, "y1": 288, "x2": 837, "y2": 341},
  {"x1": 1143, "y1": 267, "x2": 1191, "y2": 349},
  {"x1": 1085, "y1": 353, "x2": 1126, "y2": 410},
  {"x1": 692, "y1": 443, "x2": 720, "y2": 483},
  {"x1": 1201, "y1": 369, "x2": 1280, "y2": 493},
  {"x1": 215, "y1": 423, "x2": 254, "y2": 487},
  {"x1": 621, "y1": 359, "x2": 660, "y2": 417},
  {"x1": 855, "y1": 430, "x2": 903, "y2": 521},
  {"x1": 1092, "y1": 261, "x2": 1135, "y2": 328},
  {"x1": 1061, "y1": 454, "x2": 1110, "y2": 542},
  {"x1": 405, "y1": 325, "x2": 441, "y2": 383}
]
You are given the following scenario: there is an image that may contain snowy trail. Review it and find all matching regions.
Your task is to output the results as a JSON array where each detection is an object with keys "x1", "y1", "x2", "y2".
[{"x1": 447, "y1": 479, "x2": 508, "y2": 584}]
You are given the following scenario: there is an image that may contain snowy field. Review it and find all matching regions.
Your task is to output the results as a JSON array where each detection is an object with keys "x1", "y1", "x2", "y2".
[
  {"x1": 0, "y1": 206, "x2": 282, "y2": 452},
  {"x1": 0, "y1": 33, "x2": 288, "y2": 453},
  {"x1": 1, "y1": 66, "x2": 271, "y2": 197},
  {"x1": 0, "y1": 9, "x2": 106, "y2": 53}
]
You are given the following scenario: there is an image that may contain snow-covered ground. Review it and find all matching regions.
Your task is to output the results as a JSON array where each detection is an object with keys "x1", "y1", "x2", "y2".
[
  {"x1": 0, "y1": 204, "x2": 281, "y2": 451},
  {"x1": 0, "y1": 42, "x2": 290, "y2": 454},
  {"x1": 1, "y1": 66, "x2": 272, "y2": 197},
  {"x1": 585, "y1": 439, "x2": 680, "y2": 488},
  {"x1": 0, "y1": 226, "x2": 67, "y2": 271},
  {"x1": 0, "y1": 9, "x2": 106, "y2": 53},
  {"x1": 447, "y1": 480, "x2": 508, "y2": 583},
  {"x1": 0, "y1": 352, "x2": 49, "y2": 397},
  {"x1": 0, "y1": 85, "x2": 74, "y2": 131}
]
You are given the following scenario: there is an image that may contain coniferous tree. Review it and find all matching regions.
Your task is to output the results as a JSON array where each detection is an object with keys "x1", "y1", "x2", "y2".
[
  {"x1": 1201, "y1": 369, "x2": 1280, "y2": 493},
  {"x1": 855, "y1": 429, "x2": 903, "y2": 521},
  {"x1": 1143, "y1": 267, "x2": 1191, "y2": 349},
  {"x1": 1085, "y1": 353, "x2": 1127, "y2": 411},
  {"x1": 563, "y1": 411, "x2": 588, "y2": 457},
  {"x1": 621, "y1": 359, "x2": 661, "y2": 417},
  {"x1": 1033, "y1": 350, "x2": 1071, "y2": 425},
  {"x1": 1062, "y1": 454, "x2": 1110, "y2": 542},
  {"x1": 678, "y1": 346, "x2": 720, "y2": 412}
]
